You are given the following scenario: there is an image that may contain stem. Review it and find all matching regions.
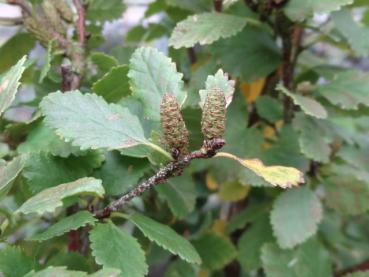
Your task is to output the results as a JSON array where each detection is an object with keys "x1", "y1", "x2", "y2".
[
  {"x1": 94, "y1": 138, "x2": 226, "y2": 219},
  {"x1": 6, "y1": 0, "x2": 32, "y2": 16},
  {"x1": 73, "y1": 0, "x2": 86, "y2": 47},
  {"x1": 146, "y1": 142, "x2": 173, "y2": 161}
]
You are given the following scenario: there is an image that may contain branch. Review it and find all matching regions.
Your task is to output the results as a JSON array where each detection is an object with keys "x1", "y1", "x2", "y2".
[
  {"x1": 73, "y1": 0, "x2": 86, "y2": 47},
  {"x1": 335, "y1": 260, "x2": 369, "y2": 277},
  {"x1": 94, "y1": 138, "x2": 226, "y2": 219},
  {"x1": 6, "y1": 0, "x2": 32, "y2": 16},
  {"x1": 0, "y1": 16, "x2": 23, "y2": 25}
]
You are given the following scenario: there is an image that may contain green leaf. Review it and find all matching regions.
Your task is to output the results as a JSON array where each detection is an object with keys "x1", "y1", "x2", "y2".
[
  {"x1": 261, "y1": 239, "x2": 332, "y2": 277},
  {"x1": 317, "y1": 71, "x2": 369, "y2": 110},
  {"x1": 156, "y1": 173, "x2": 197, "y2": 219},
  {"x1": 29, "y1": 211, "x2": 97, "y2": 241},
  {"x1": 199, "y1": 69, "x2": 235, "y2": 109},
  {"x1": 90, "y1": 223, "x2": 148, "y2": 277},
  {"x1": 92, "y1": 65, "x2": 130, "y2": 103},
  {"x1": 255, "y1": 95, "x2": 283, "y2": 122},
  {"x1": 0, "y1": 246, "x2": 33, "y2": 277},
  {"x1": 211, "y1": 27, "x2": 281, "y2": 81},
  {"x1": 165, "y1": 260, "x2": 196, "y2": 277},
  {"x1": 0, "y1": 56, "x2": 27, "y2": 117},
  {"x1": 285, "y1": 0, "x2": 353, "y2": 21},
  {"x1": 219, "y1": 180, "x2": 249, "y2": 202},
  {"x1": 18, "y1": 121, "x2": 80, "y2": 157},
  {"x1": 39, "y1": 40, "x2": 54, "y2": 83},
  {"x1": 169, "y1": 13, "x2": 247, "y2": 48},
  {"x1": 165, "y1": 0, "x2": 212, "y2": 12},
  {"x1": 271, "y1": 187, "x2": 322, "y2": 249},
  {"x1": 226, "y1": 202, "x2": 270, "y2": 233},
  {"x1": 216, "y1": 152, "x2": 304, "y2": 189},
  {"x1": 344, "y1": 271, "x2": 369, "y2": 277},
  {"x1": 293, "y1": 113, "x2": 333, "y2": 163},
  {"x1": 128, "y1": 47, "x2": 186, "y2": 121},
  {"x1": 277, "y1": 84, "x2": 327, "y2": 119},
  {"x1": 0, "y1": 33, "x2": 35, "y2": 74},
  {"x1": 130, "y1": 214, "x2": 201, "y2": 264},
  {"x1": 41, "y1": 90, "x2": 169, "y2": 158},
  {"x1": 24, "y1": 267, "x2": 86, "y2": 277},
  {"x1": 324, "y1": 175, "x2": 369, "y2": 215},
  {"x1": 90, "y1": 268, "x2": 121, "y2": 277},
  {"x1": 91, "y1": 52, "x2": 119, "y2": 73},
  {"x1": 238, "y1": 215, "x2": 273, "y2": 272},
  {"x1": 86, "y1": 0, "x2": 126, "y2": 22},
  {"x1": 332, "y1": 10, "x2": 369, "y2": 56},
  {"x1": 192, "y1": 232, "x2": 237, "y2": 270},
  {"x1": 22, "y1": 152, "x2": 103, "y2": 193},
  {"x1": 95, "y1": 152, "x2": 149, "y2": 196},
  {"x1": 0, "y1": 156, "x2": 24, "y2": 199},
  {"x1": 46, "y1": 252, "x2": 90, "y2": 272},
  {"x1": 17, "y1": 177, "x2": 104, "y2": 215}
]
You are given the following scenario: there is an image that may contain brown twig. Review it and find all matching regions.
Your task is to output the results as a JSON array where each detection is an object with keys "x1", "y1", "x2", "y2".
[
  {"x1": 0, "y1": 16, "x2": 23, "y2": 25},
  {"x1": 72, "y1": 0, "x2": 86, "y2": 47},
  {"x1": 335, "y1": 260, "x2": 369, "y2": 277},
  {"x1": 214, "y1": 0, "x2": 222, "y2": 12},
  {"x1": 94, "y1": 138, "x2": 226, "y2": 219}
]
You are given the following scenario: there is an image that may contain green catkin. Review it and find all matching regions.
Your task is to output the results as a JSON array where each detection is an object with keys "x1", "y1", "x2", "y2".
[
  {"x1": 201, "y1": 87, "x2": 226, "y2": 140},
  {"x1": 160, "y1": 93, "x2": 189, "y2": 154},
  {"x1": 51, "y1": 0, "x2": 74, "y2": 23},
  {"x1": 41, "y1": 0, "x2": 65, "y2": 34}
]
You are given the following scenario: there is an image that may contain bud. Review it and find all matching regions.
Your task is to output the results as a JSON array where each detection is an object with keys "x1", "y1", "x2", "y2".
[
  {"x1": 160, "y1": 93, "x2": 189, "y2": 155},
  {"x1": 201, "y1": 88, "x2": 226, "y2": 140}
]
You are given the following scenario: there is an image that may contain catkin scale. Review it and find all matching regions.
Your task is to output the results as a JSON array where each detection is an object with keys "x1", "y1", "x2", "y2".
[
  {"x1": 160, "y1": 93, "x2": 189, "y2": 154},
  {"x1": 201, "y1": 88, "x2": 226, "y2": 140}
]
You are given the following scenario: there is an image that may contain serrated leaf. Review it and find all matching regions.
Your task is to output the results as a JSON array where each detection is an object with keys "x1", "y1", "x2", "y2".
[
  {"x1": 199, "y1": 69, "x2": 235, "y2": 109},
  {"x1": 90, "y1": 223, "x2": 148, "y2": 277},
  {"x1": 86, "y1": 0, "x2": 126, "y2": 22},
  {"x1": 211, "y1": 28, "x2": 281, "y2": 81},
  {"x1": 324, "y1": 176, "x2": 369, "y2": 215},
  {"x1": 130, "y1": 214, "x2": 201, "y2": 264},
  {"x1": 169, "y1": 13, "x2": 247, "y2": 48},
  {"x1": 277, "y1": 84, "x2": 327, "y2": 119},
  {"x1": 128, "y1": 47, "x2": 186, "y2": 121},
  {"x1": 39, "y1": 40, "x2": 54, "y2": 83},
  {"x1": 40, "y1": 90, "x2": 169, "y2": 158},
  {"x1": 0, "y1": 246, "x2": 33, "y2": 277},
  {"x1": 156, "y1": 173, "x2": 196, "y2": 219},
  {"x1": 0, "y1": 56, "x2": 27, "y2": 117},
  {"x1": 46, "y1": 252, "x2": 90, "y2": 272},
  {"x1": 165, "y1": 0, "x2": 212, "y2": 12},
  {"x1": 285, "y1": 0, "x2": 353, "y2": 21},
  {"x1": 92, "y1": 65, "x2": 130, "y2": 103},
  {"x1": 24, "y1": 267, "x2": 86, "y2": 277},
  {"x1": 293, "y1": 113, "x2": 333, "y2": 163},
  {"x1": 22, "y1": 152, "x2": 103, "y2": 193},
  {"x1": 91, "y1": 52, "x2": 119, "y2": 73},
  {"x1": 332, "y1": 10, "x2": 369, "y2": 57},
  {"x1": 17, "y1": 177, "x2": 104, "y2": 215},
  {"x1": 18, "y1": 121, "x2": 80, "y2": 157},
  {"x1": 271, "y1": 187, "x2": 322, "y2": 249},
  {"x1": 238, "y1": 215, "x2": 273, "y2": 271},
  {"x1": 216, "y1": 152, "x2": 304, "y2": 189},
  {"x1": 29, "y1": 211, "x2": 97, "y2": 241},
  {"x1": 0, "y1": 156, "x2": 24, "y2": 199},
  {"x1": 317, "y1": 71, "x2": 369, "y2": 110},
  {"x1": 192, "y1": 232, "x2": 237, "y2": 270},
  {"x1": 261, "y1": 239, "x2": 332, "y2": 277}
]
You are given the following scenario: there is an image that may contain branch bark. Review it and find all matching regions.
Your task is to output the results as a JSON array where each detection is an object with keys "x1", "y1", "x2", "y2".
[{"x1": 94, "y1": 138, "x2": 226, "y2": 219}]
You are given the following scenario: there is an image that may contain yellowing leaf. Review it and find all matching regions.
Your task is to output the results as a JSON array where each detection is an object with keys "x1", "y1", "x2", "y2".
[
  {"x1": 206, "y1": 173, "x2": 218, "y2": 190},
  {"x1": 241, "y1": 79, "x2": 265, "y2": 103},
  {"x1": 211, "y1": 219, "x2": 228, "y2": 236},
  {"x1": 215, "y1": 152, "x2": 304, "y2": 189}
]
